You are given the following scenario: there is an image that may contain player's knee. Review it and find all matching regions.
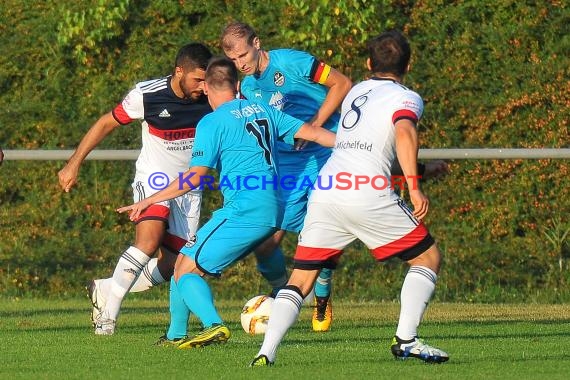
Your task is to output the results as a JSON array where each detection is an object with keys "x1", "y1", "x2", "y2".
[
  {"x1": 132, "y1": 237, "x2": 161, "y2": 255},
  {"x1": 408, "y1": 244, "x2": 441, "y2": 273},
  {"x1": 130, "y1": 243, "x2": 156, "y2": 257}
]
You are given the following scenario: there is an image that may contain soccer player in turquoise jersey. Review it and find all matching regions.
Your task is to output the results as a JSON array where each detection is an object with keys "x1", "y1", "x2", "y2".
[
  {"x1": 221, "y1": 22, "x2": 353, "y2": 332},
  {"x1": 117, "y1": 57, "x2": 336, "y2": 348}
]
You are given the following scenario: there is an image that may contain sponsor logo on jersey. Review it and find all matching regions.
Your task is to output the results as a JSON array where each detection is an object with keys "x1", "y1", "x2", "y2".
[
  {"x1": 159, "y1": 109, "x2": 171, "y2": 118},
  {"x1": 402, "y1": 100, "x2": 421, "y2": 113},
  {"x1": 269, "y1": 92, "x2": 288, "y2": 110},
  {"x1": 149, "y1": 125, "x2": 196, "y2": 141},
  {"x1": 273, "y1": 71, "x2": 285, "y2": 86},
  {"x1": 192, "y1": 150, "x2": 204, "y2": 158},
  {"x1": 335, "y1": 139, "x2": 373, "y2": 151}
]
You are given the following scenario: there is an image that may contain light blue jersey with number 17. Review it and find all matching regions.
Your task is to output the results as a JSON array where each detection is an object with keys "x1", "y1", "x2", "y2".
[{"x1": 190, "y1": 98, "x2": 304, "y2": 227}]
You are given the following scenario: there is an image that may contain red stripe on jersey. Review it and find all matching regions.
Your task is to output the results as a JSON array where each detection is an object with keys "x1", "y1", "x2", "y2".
[
  {"x1": 392, "y1": 109, "x2": 418, "y2": 124},
  {"x1": 162, "y1": 232, "x2": 187, "y2": 252},
  {"x1": 371, "y1": 223, "x2": 429, "y2": 260},
  {"x1": 148, "y1": 124, "x2": 196, "y2": 141},
  {"x1": 112, "y1": 104, "x2": 134, "y2": 125},
  {"x1": 134, "y1": 204, "x2": 170, "y2": 223},
  {"x1": 294, "y1": 245, "x2": 343, "y2": 263}
]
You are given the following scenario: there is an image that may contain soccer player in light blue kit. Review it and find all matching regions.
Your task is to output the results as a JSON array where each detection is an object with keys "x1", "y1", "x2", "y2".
[
  {"x1": 221, "y1": 22, "x2": 353, "y2": 331},
  {"x1": 117, "y1": 57, "x2": 336, "y2": 347}
]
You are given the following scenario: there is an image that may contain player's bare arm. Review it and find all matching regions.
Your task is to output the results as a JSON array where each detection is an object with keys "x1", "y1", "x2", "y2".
[
  {"x1": 394, "y1": 118, "x2": 429, "y2": 220},
  {"x1": 294, "y1": 68, "x2": 351, "y2": 151},
  {"x1": 309, "y1": 68, "x2": 352, "y2": 128},
  {"x1": 117, "y1": 165, "x2": 209, "y2": 221},
  {"x1": 294, "y1": 123, "x2": 336, "y2": 149},
  {"x1": 58, "y1": 112, "x2": 120, "y2": 192}
]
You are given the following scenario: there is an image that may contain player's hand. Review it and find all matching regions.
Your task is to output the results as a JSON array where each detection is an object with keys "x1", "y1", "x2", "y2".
[
  {"x1": 294, "y1": 138, "x2": 309, "y2": 150},
  {"x1": 423, "y1": 160, "x2": 449, "y2": 180},
  {"x1": 58, "y1": 165, "x2": 79, "y2": 192},
  {"x1": 409, "y1": 189, "x2": 429, "y2": 220},
  {"x1": 116, "y1": 199, "x2": 151, "y2": 221}
]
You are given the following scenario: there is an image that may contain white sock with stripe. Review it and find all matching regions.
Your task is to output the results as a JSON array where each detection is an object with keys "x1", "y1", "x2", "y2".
[
  {"x1": 395, "y1": 266, "x2": 437, "y2": 340},
  {"x1": 129, "y1": 258, "x2": 166, "y2": 292},
  {"x1": 257, "y1": 287, "x2": 303, "y2": 362},
  {"x1": 103, "y1": 246, "x2": 150, "y2": 321}
]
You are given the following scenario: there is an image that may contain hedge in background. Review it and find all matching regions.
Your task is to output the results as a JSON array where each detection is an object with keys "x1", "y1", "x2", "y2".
[{"x1": 0, "y1": 0, "x2": 568, "y2": 301}]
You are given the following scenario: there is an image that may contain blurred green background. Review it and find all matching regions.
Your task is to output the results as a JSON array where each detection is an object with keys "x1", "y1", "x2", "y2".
[{"x1": 0, "y1": 0, "x2": 568, "y2": 302}]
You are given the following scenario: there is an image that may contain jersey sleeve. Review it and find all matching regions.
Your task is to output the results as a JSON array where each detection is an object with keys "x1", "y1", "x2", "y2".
[
  {"x1": 189, "y1": 115, "x2": 220, "y2": 169},
  {"x1": 280, "y1": 49, "x2": 332, "y2": 85},
  {"x1": 392, "y1": 91, "x2": 424, "y2": 126},
  {"x1": 112, "y1": 84, "x2": 145, "y2": 125}
]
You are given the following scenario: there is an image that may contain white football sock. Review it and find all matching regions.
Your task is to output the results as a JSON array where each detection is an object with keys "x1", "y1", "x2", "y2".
[
  {"x1": 129, "y1": 258, "x2": 166, "y2": 292},
  {"x1": 257, "y1": 288, "x2": 303, "y2": 362},
  {"x1": 395, "y1": 266, "x2": 437, "y2": 340},
  {"x1": 103, "y1": 246, "x2": 150, "y2": 321}
]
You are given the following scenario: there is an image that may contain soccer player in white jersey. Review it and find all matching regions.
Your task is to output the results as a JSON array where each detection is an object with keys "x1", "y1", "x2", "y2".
[
  {"x1": 250, "y1": 30, "x2": 449, "y2": 366},
  {"x1": 58, "y1": 43, "x2": 213, "y2": 335}
]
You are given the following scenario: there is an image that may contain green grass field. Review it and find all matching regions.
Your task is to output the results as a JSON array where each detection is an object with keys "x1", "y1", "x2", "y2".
[{"x1": 2, "y1": 298, "x2": 569, "y2": 379}]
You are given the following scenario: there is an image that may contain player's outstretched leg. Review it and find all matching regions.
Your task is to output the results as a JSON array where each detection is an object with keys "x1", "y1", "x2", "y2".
[
  {"x1": 93, "y1": 246, "x2": 151, "y2": 335},
  {"x1": 88, "y1": 256, "x2": 169, "y2": 328}
]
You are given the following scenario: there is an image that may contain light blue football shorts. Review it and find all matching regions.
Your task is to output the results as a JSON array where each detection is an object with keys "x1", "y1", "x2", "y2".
[{"x1": 180, "y1": 214, "x2": 277, "y2": 277}]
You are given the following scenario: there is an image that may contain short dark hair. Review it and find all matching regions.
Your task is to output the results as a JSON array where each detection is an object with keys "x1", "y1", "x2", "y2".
[
  {"x1": 174, "y1": 43, "x2": 212, "y2": 73},
  {"x1": 220, "y1": 21, "x2": 257, "y2": 51},
  {"x1": 367, "y1": 30, "x2": 411, "y2": 76},
  {"x1": 205, "y1": 56, "x2": 238, "y2": 91}
]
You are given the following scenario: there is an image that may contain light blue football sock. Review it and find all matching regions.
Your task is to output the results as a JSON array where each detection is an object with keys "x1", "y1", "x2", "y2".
[
  {"x1": 315, "y1": 268, "x2": 333, "y2": 298},
  {"x1": 256, "y1": 247, "x2": 288, "y2": 295},
  {"x1": 167, "y1": 276, "x2": 191, "y2": 340},
  {"x1": 177, "y1": 273, "x2": 223, "y2": 328}
]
